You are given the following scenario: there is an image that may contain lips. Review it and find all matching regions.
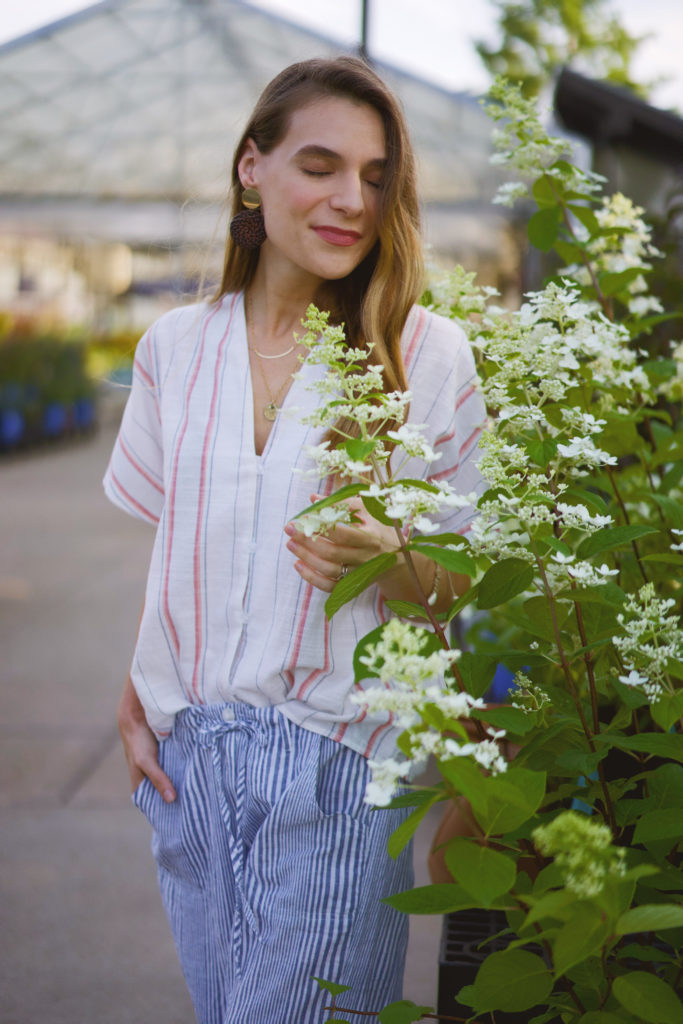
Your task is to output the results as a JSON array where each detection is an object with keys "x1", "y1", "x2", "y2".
[{"x1": 313, "y1": 226, "x2": 362, "y2": 247}]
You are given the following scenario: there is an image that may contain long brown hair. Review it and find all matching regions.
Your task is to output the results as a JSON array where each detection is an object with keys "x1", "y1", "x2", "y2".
[{"x1": 213, "y1": 57, "x2": 423, "y2": 405}]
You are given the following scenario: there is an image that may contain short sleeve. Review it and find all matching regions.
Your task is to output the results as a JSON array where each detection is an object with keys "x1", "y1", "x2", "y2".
[
  {"x1": 405, "y1": 310, "x2": 486, "y2": 536},
  {"x1": 103, "y1": 327, "x2": 165, "y2": 525}
]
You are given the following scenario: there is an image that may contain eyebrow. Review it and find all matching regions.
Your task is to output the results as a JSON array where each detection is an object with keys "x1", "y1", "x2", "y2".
[{"x1": 294, "y1": 144, "x2": 387, "y2": 169}]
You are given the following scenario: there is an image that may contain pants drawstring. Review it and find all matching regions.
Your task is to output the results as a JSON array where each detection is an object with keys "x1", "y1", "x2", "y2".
[{"x1": 197, "y1": 713, "x2": 266, "y2": 976}]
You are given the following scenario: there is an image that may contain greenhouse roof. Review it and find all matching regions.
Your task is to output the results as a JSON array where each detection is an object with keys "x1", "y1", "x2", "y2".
[{"x1": 0, "y1": 0, "x2": 502, "y2": 223}]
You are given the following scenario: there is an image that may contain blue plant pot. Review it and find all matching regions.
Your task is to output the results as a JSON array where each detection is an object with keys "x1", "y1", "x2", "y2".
[
  {"x1": 0, "y1": 408, "x2": 25, "y2": 448},
  {"x1": 73, "y1": 397, "x2": 96, "y2": 430},
  {"x1": 42, "y1": 402, "x2": 67, "y2": 438}
]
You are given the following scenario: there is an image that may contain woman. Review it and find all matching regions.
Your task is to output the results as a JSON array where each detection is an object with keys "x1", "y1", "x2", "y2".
[{"x1": 104, "y1": 57, "x2": 484, "y2": 1024}]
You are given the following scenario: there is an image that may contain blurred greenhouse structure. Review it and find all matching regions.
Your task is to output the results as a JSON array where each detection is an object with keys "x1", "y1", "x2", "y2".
[{"x1": 0, "y1": 0, "x2": 516, "y2": 332}]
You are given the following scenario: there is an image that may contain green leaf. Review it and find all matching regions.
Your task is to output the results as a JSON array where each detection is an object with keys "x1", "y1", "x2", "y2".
[
  {"x1": 439, "y1": 757, "x2": 491, "y2": 818},
  {"x1": 378, "y1": 1000, "x2": 433, "y2": 1024},
  {"x1": 651, "y1": 690, "x2": 683, "y2": 732},
  {"x1": 554, "y1": 239, "x2": 583, "y2": 266},
  {"x1": 612, "y1": 972, "x2": 683, "y2": 1024},
  {"x1": 579, "y1": 1014, "x2": 626, "y2": 1024},
  {"x1": 526, "y1": 436, "x2": 559, "y2": 467},
  {"x1": 577, "y1": 524, "x2": 659, "y2": 558},
  {"x1": 456, "y1": 651, "x2": 498, "y2": 699},
  {"x1": 387, "y1": 794, "x2": 440, "y2": 860},
  {"x1": 560, "y1": 582, "x2": 626, "y2": 607},
  {"x1": 648, "y1": 763, "x2": 683, "y2": 808},
  {"x1": 523, "y1": 888, "x2": 575, "y2": 928},
  {"x1": 462, "y1": 950, "x2": 554, "y2": 1012},
  {"x1": 344, "y1": 437, "x2": 377, "y2": 461},
  {"x1": 325, "y1": 552, "x2": 397, "y2": 617},
  {"x1": 444, "y1": 584, "x2": 480, "y2": 622},
  {"x1": 569, "y1": 203, "x2": 600, "y2": 235},
  {"x1": 616, "y1": 904, "x2": 683, "y2": 936},
  {"x1": 444, "y1": 839, "x2": 516, "y2": 907},
  {"x1": 599, "y1": 266, "x2": 644, "y2": 296},
  {"x1": 408, "y1": 543, "x2": 476, "y2": 576},
  {"x1": 633, "y1": 809, "x2": 683, "y2": 844},
  {"x1": 564, "y1": 486, "x2": 608, "y2": 514},
  {"x1": 476, "y1": 767, "x2": 547, "y2": 835},
  {"x1": 382, "y1": 883, "x2": 478, "y2": 915},
  {"x1": 293, "y1": 483, "x2": 366, "y2": 519},
  {"x1": 477, "y1": 557, "x2": 535, "y2": 610},
  {"x1": 553, "y1": 906, "x2": 611, "y2": 977},
  {"x1": 360, "y1": 492, "x2": 395, "y2": 526},
  {"x1": 312, "y1": 976, "x2": 352, "y2": 996},
  {"x1": 528, "y1": 205, "x2": 562, "y2": 251},
  {"x1": 384, "y1": 599, "x2": 432, "y2": 620},
  {"x1": 601, "y1": 733, "x2": 683, "y2": 764},
  {"x1": 532, "y1": 173, "x2": 560, "y2": 207},
  {"x1": 647, "y1": 494, "x2": 683, "y2": 528},
  {"x1": 555, "y1": 748, "x2": 606, "y2": 776},
  {"x1": 469, "y1": 705, "x2": 537, "y2": 736},
  {"x1": 353, "y1": 624, "x2": 386, "y2": 683}
]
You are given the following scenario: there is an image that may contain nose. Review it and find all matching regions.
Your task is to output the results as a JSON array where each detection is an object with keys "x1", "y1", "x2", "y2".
[{"x1": 330, "y1": 172, "x2": 364, "y2": 217}]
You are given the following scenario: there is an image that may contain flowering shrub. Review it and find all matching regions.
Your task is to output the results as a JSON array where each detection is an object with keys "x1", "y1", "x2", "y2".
[{"x1": 301, "y1": 78, "x2": 682, "y2": 1024}]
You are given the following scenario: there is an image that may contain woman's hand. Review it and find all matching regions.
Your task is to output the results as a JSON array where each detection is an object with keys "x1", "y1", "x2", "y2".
[
  {"x1": 118, "y1": 675, "x2": 176, "y2": 803},
  {"x1": 284, "y1": 496, "x2": 399, "y2": 594}
]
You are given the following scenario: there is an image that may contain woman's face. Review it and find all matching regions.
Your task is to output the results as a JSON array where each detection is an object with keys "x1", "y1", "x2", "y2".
[{"x1": 238, "y1": 95, "x2": 387, "y2": 286}]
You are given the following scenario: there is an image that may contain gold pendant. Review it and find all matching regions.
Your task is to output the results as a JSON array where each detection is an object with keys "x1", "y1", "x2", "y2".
[{"x1": 263, "y1": 402, "x2": 278, "y2": 421}]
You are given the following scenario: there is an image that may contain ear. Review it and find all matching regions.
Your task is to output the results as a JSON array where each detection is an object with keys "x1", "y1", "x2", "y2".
[{"x1": 237, "y1": 138, "x2": 261, "y2": 190}]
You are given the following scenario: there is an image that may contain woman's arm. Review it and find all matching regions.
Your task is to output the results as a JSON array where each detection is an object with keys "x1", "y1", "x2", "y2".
[{"x1": 118, "y1": 604, "x2": 176, "y2": 803}]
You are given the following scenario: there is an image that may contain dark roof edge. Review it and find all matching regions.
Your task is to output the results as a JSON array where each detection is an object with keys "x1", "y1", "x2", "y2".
[{"x1": 554, "y1": 67, "x2": 683, "y2": 166}]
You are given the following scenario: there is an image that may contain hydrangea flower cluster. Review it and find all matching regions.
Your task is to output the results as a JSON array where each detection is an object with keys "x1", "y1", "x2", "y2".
[
  {"x1": 292, "y1": 305, "x2": 471, "y2": 536},
  {"x1": 564, "y1": 193, "x2": 664, "y2": 315},
  {"x1": 349, "y1": 618, "x2": 507, "y2": 805},
  {"x1": 533, "y1": 811, "x2": 626, "y2": 898},
  {"x1": 484, "y1": 77, "x2": 605, "y2": 200},
  {"x1": 614, "y1": 583, "x2": 683, "y2": 701}
]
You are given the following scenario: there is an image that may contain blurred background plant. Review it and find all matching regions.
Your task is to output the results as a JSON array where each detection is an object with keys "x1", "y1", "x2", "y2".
[{"x1": 0, "y1": 318, "x2": 136, "y2": 451}]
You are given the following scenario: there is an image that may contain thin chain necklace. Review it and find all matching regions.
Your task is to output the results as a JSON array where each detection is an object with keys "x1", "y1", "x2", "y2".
[{"x1": 245, "y1": 292, "x2": 299, "y2": 421}]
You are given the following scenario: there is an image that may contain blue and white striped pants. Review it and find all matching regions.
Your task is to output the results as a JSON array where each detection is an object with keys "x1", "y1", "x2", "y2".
[{"x1": 133, "y1": 702, "x2": 414, "y2": 1024}]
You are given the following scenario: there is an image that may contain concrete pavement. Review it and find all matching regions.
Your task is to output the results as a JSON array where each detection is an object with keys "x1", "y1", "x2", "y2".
[{"x1": 0, "y1": 412, "x2": 442, "y2": 1023}]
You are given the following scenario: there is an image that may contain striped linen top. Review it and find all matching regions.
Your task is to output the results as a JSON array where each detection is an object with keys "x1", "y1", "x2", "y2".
[{"x1": 103, "y1": 291, "x2": 485, "y2": 760}]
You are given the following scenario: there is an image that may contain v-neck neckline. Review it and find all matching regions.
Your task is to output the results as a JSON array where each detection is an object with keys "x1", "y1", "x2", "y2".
[{"x1": 240, "y1": 291, "x2": 303, "y2": 460}]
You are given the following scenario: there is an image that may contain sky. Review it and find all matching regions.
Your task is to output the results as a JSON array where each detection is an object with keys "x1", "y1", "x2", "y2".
[{"x1": 0, "y1": 0, "x2": 682, "y2": 109}]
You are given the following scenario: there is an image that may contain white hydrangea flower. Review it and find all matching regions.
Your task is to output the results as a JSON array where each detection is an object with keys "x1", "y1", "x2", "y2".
[
  {"x1": 364, "y1": 757, "x2": 412, "y2": 806},
  {"x1": 292, "y1": 502, "x2": 357, "y2": 538},
  {"x1": 387, "y1": 423, "x2": 442, "y2": 464}
]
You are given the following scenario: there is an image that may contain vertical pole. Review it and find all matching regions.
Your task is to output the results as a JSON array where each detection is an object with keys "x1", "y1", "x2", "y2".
[{"x1": 359, "y1": 0, "x2": 370, "y2": 63}]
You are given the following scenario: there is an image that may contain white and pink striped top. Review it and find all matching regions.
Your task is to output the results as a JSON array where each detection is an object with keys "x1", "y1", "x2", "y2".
[{"x1": 103, "y1": 292, "x2": 485, "y2": 760}]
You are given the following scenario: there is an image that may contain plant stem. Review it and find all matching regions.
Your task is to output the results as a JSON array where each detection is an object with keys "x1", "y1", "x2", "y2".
[
  {"x1": 605, "y1": 467, "x2": 649, "y2": 584},
  {"x1": 531, "y1": 542, "x2": 595, "y2": 749},
  {"x1": 572, "y1": 593, "x2": 617, "y2": 832}
]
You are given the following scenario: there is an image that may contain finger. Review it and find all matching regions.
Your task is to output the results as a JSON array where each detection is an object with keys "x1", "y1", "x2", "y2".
[
  {"x1": 292, "y1": 558, "x2": 338, "y2": 593},
  {"x1": 134, "y1": 754, "x2": 176, "y2": 803},
  {"x1": 286, "y1": 533, "x2": 346, "y2": 577},
  {"x1": 289, "y1": 540, "x2": 344, "y2": 581}
]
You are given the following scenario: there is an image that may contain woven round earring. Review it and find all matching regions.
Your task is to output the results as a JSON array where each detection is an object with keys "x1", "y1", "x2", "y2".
[{"x1": 229, "y1": 187, "x2": 267, "y2": 250}]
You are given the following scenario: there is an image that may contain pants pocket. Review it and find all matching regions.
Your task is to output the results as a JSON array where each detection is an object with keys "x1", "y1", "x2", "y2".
[{"x1": 136, "y1": 737, "x2": 210, "y2": 892}]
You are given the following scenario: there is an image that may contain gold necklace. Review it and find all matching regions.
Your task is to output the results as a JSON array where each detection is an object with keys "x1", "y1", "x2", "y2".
[
  {"x1": 245, "y1": 292, "x2": 298, "y2": 421},
  {"x1": 249, "y1": 342, "x2": 296, "y2": 360},
  {"x1": 251, "y1": 350, "x2": 293, "y2": 421}
]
